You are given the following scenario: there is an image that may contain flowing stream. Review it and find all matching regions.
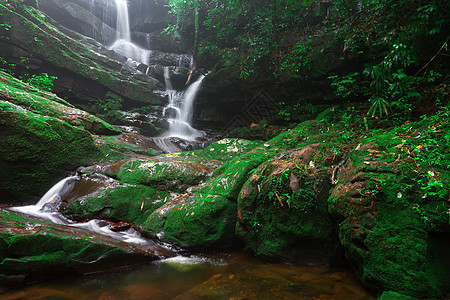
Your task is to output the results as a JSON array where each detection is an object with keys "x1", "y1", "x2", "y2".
[
  {"x1": 9, "y1": 176, "x2": 150, "y2": 245},
  {"x1": 161, "y1": 70, "x2": 205, "y2": 141},
  {"x1": 107, "y1": 0, "x2": 206, "y2": 151}
]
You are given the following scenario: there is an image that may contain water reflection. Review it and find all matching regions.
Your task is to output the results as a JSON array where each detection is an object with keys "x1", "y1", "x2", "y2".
[{"x1": 3, "y1": 252, "x2": 375, "y2": 300}]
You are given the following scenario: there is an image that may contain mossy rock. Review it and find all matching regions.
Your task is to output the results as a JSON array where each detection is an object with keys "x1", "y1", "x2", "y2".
[
  {"x1": 236, "y1": 144, "x2": 344, "y2": 264},
  {"x1": 114, "y1": 138, "x2": 259, "y2": 192},
  {"x1": 116, "y1": 157, "x2": 218, "y2": 192},
  {"x1": 94, "y1": 134, "x2": 161, "y2": 163},
  {"x1": 0, "y1": 70, "x2": 120, "y2": 135},
  {"x1": 194, "y1": 151, "x2": 270, "y2": 201},
  {"x1": 198, "y1": 138, "x2": 261, "y2": 161},
  {"x1": 142, "y1": 192, "x2": 237, "y2": 249},
  {"x1": 377, "y1": 291, "x2": 418, "y2": 300},
  {"x1": 0, "y1": 101, "x2": 102, "y2": 203},
  {"x1": 64, "y1": 184, "x2": 170, "y2": 226},
  {"x1": 0, "y1": 3, "x2": 163, "y2": 106},
  {"x1": 328, "y1": 119, "x2": 450, "y2": 298}
]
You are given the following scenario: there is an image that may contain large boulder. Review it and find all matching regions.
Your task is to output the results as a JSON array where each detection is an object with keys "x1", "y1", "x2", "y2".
[
  {"x1": 62, "y1": 138, "x2": 260, "y2": 249},
  {"x1": 142, "y1": 192, "x2": 237, "y2": 249},
  {"x1": 328, "y1": 119, "x2": 450, "y2": 297},
  {"x1": 0, "y1": 70, "x2": 148, "y2": 204},
  {"x1": 64, "y1": 183, "x2": 170, "y2": 226},
  {"x1": 236, "y1": 143, "x2": 345, "y2": 265},
  {"x1": 0, "y1": 101, "x2": 102, "y2": 203}
]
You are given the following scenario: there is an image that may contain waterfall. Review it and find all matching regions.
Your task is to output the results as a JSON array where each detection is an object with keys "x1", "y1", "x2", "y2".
[
  {"x1": 163, "y1": 66, "x2": 173, "y2": 90},
  {"x1": 36, "y1": 176, "x2": 78, "y2": 208},
  {"x1": 109, "y1": 0, "x2": 151, "y2": 65},
  {"x1": 161, "y1": 72, "x2": 205, "y2": 141},
  {"x1": 115, "y1": 0, "x2": 131, "y2": 41}
]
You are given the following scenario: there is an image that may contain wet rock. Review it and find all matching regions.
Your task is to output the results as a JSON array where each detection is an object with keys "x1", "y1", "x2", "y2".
[
  {"x1": 64, "y1": 183, "x2": 170, "y2": 226},
  {"x1": 110, "y1": 221, "x2": 131, "y2": 232},
  {"x1": 39, "y1": 195, "x2": 62, "y2": 213},
  {"x1": 38, "y1": 0, "x2": 116, "y2": 45},
  {"x1": 0, "y1": 209, "x2": 174, "y2": 292}
]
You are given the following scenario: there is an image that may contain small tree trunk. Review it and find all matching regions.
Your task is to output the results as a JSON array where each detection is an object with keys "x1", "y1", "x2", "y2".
[{"x1": 186, "y1": 0, "x2": 199, "y2": 85}]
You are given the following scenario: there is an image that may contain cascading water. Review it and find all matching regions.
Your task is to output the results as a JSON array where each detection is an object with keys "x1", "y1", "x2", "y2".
[
  {"x1": 162, "y1": 72, "x2": 206, "y2": 141},
  {"x1": 10, "y1": 176, "x2": 150, "y2": 245},
  {"x1": 109, "y1": 0, "x2": 151, "y2": 65},
  {"x1": 114, "y1": 0, "x2": 130, "y2": 41},
  {"x1": 151, "y1": 68, "x2": 206, "y2": 153}
]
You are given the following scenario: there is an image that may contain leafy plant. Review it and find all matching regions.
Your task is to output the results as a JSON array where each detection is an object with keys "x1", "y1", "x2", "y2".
[
  {"x1": 367, "y1": 96, "x2": 390, "y2": 118},
  {"x1": 328, "y1": 72, "x2": 361, "y2": 99},
  {"x1": 25, "y1": 73, "x2": 57, "y2": 92},
  {"x1": 95, "y1": 97, "x2": 123, "y2": 113}
]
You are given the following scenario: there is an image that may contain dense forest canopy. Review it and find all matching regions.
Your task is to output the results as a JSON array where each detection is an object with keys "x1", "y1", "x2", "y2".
[{"x1": 165, "y1": 0, "x2": 449, "y2": 121}]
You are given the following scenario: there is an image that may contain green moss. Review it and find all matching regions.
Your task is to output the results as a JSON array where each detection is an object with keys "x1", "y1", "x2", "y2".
[
  {"x1": 378, "y1": 291, "x2": 418, "y2": 300},
  {"x1": 195, "y1": 151, "x2": 269, "y2": 200},
  {"x1": 142, "y1": 193, "x2": 237, "y2": 249},
  {"x1": 65, "y1": 185, "x2": 169, "y2": 226},
  {"x1": 0, "y1": 231, "x2": 125, "y2": 275},
  {"x1": 0, "y1": 101, "x2": 102, "y2": 202},
  {"x1": 117, "y1": 159, "x2": 213, "y2": 192},
  {"x1": 236, "y1": 151, "x2": 341, "y2": 264},
  {"x1": 328, "y1": 115, "x2": 450, "y2": 297}
]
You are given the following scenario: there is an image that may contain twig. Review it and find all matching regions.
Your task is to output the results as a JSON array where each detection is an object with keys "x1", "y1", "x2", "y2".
[{"x1": 414, "y1": 36, "x2": 449, "y2": 76}]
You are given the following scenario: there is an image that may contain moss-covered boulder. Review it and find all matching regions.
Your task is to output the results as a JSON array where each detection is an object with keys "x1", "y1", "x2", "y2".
[
  {"x1": 0, "y1": 210, "x2": 174, "y2": 292},
  {"x1": 236, "y1": 143, "x2": 345, "y2": 264},
  {"x1": 0, "y1": 101, "x2": 102, "y2": 203},
  {"x1": 142, "y1": 192, "x2": 237, "y2": 249},
  {"x1": 113, "y1": 138, "x2": 259, "y2": 192},
  {"x1": 64, "y1": 184, "x2": 170, "y2": 226},
  {"x1": 328, "y1": 118, "x2": 450, "y2": 298},
  {"x1": 62, "y1": 138, "x2": 259, "y2": 243},
  {"x1": 0, "y1": 70, "x2": 119, "y2": 135},
  {"x1": 116, "y1": 156, "x2": 219, "y2": 193}
]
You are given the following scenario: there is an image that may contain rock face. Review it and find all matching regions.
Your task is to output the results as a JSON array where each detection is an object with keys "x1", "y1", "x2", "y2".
[
  {"x1": 0, "y1": 70, "x2": 165, "y2": 204},
  {"x1": 0, "y1": 1, "x2": 164, "y2": 112},
  {"x1": 38, "y1": 0, "x2": 175, "y2": 51},
  {"x1": 0, "y1": 95, "x2": 103, "y2": 203}
]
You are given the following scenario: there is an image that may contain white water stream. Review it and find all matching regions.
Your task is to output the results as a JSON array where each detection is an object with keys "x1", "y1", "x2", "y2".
[
  {"x1": 161, "y1": 69, "x2": 205, "y2": 141},
  {"x1": 10, "y1": 176, "x2": 149, "y2": 245}
]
